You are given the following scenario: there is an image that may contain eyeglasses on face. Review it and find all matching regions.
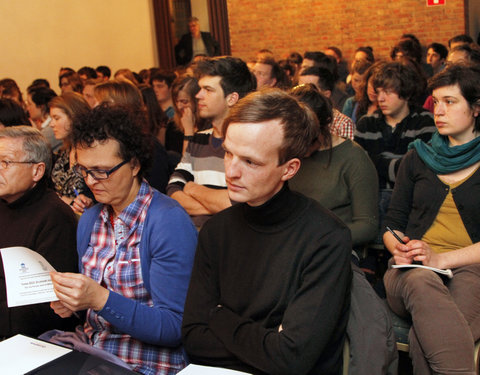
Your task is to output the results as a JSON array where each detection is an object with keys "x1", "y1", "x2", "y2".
[
  {"x1": 73, "y1": 159, "x2": 129, "y2": 181},
  {"x1": 0, "y1": 160, "x2": 38, "y2": 170}
]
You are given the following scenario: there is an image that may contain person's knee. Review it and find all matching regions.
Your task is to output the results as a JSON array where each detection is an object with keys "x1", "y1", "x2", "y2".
[{"x1": 401, "y1": 269, "x2": 448, "y2": 302}]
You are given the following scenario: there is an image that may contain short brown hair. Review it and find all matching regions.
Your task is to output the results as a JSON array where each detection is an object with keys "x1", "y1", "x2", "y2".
[{"x1": 223, "y1": 88, "x2": 319, "y2": 164}]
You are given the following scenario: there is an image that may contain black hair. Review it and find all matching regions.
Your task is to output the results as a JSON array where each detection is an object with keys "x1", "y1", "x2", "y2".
[
  {"x1": 391, "y1": 39, "x2": 423, "y2": 64},
  {"x1": 427, "y1": 43, "x2": 449, "y2": 60},
  {"x1": 0, "y1": 98, "x2": 29, "y2": 126},
  {"x1": 139, "y1": 84, "x2": 168, "y2": 137},
  {"x1": 96, "y1": 65, "x2": 111, "y2": 79},
  {"x1": 290, "y1": 83, "x2": 332, "y2": 152},
  {"x1": 30, "y1": 79, "x2": 50, "y2": 89},
  {"x1": 150, "y1": 70, "x2": 176, "y2": 88},
  {"x1": 72, "y1": 104, "x2": 152, "y2": 180},
  {"x1": 301, "y1": 66, "x2": 335, "y2": 92},
  {"x1": 448, "y1": 34, "x2": 474, "y2": 48},
  {"x1": 27, "y1": 87, "x2": 57, "y2": 116},
  {"x1": 355, "y1": 46, "x2": 375, "y2": 63},
  {"x1": 288, "y1": 52, "x2": 303, "y2": 65},
  {"x1": 429, "y1": 65, "x2": 480, "y2": 130},
  {"x1": 194, "y1": 56, "x2": 256, "y2": 99},
  {"x1": 78, "y1": 66, "x2": 98, "y2": 79}
]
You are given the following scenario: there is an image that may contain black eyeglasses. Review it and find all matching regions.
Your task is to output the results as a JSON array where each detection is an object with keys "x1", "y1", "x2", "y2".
[
  {"x1": 73, "y1": 160, "x2": 129, "y2": 181},
  {"x1": 0, "y1": 160, "x2": 38, "y2": 170}
]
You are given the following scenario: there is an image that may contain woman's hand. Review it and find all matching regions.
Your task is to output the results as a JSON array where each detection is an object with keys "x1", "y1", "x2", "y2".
[
  {"x1": 180, "y1": 107, "x2": 196, "y2": 135},
  {"x1": 50, "y1": 300, "x2": 74, "y2": 318},
  {"x1": 390, "y1": 235, "x2": 414, "y2": 265},
  {"x1": 404, "y1": 239, "x2": 442, "y2": 268},
  {"x1": 50, "y1": 271, "x2": 109, "y2": 312},
  {"x1": 71, "y1": 194, "x2": 93, "y2": 214}
]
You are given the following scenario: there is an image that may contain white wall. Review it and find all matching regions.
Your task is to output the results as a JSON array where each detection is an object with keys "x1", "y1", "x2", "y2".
[
  {"x1": 191, "y1": 0, "x2": 210, "y2": 32},
  {"x1": 0, "y1": 0, "x2": 158, "y2": 95}
]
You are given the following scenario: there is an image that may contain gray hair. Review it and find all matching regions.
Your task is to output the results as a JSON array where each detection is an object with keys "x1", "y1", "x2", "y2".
[{"x1": 0, "y1": 126, "x2": 52, "y2": 173}]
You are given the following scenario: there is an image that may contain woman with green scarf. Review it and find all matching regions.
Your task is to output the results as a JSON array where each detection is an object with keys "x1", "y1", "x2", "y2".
[{"x1": 383, "y1": 64, "x2": 480, "y2": 374}]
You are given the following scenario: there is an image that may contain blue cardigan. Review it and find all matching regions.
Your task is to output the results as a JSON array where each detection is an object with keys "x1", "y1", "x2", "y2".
[{"x1": 77, "y1": 191, "x2": 198, "y2": 347}]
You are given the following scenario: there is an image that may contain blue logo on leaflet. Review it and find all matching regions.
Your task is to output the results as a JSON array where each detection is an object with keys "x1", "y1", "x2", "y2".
[{"x1": 19, "y1": 262, "x2": 28, "y2": 273}]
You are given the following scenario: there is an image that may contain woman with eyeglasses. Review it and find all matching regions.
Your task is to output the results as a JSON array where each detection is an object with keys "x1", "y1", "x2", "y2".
[
  {"x1": 49, "y1": 92, "x2": 93, "y2": 213},
  {"x1": 49, "y1": 104, "x2": 197, "y2": 374}
]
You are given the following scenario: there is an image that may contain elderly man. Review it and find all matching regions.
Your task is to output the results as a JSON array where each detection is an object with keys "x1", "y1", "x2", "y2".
[
  {"x1": 175, "y1": 16, "x2": 220, "y2": 66},
  {"x1": 182, "y1": 89, "x2": 352, "y2": 374},
  {"x1": 0, "y1": 126, "x2": 78, "y2": 338}
]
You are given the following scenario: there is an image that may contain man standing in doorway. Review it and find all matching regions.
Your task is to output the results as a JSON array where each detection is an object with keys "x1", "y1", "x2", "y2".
[{"x1": 175, "y1": 17, "x2": 220, "y2": 66}]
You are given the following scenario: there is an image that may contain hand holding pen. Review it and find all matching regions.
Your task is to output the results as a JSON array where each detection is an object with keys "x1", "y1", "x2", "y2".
[{"x1": 386, "y1": 226, "x2": 421, "y2": 265}]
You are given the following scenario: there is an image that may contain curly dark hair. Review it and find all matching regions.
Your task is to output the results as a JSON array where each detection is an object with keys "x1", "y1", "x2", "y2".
[{"x1": 72, "y1": 104, "x2": 152, "y2": 180}]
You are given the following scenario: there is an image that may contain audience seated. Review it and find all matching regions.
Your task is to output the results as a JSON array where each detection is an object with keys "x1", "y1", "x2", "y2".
[
  {"x1": 94, "y1": 80, "x2": 171, "y2": 194},
  {"x1": 325, "y1": 46, "x2": 349, "y2": 82},
  {"x1": 0, "y1": 126, "x2": 78, "y2": 338},
  {"x1": 26, "y1": 86, "x2": 62, "y2": 152},
  {"x1": 166, "y1": 56, "x2": 255, "y2": 227},
  {"x1": 342, "y1": 59, "x2": 372, "y2": 123},
  {"x1": 49, "y1": 105, "x2": 198, "y2": 374},
  {"x1": 150, "y1": 70, "x2": 177, "y2": 119},
  {"x1": 48, "y1": 92, "x2": 93, "y2": 212},
  {"x1": 354, "y1": 61, "x2": 385, "y2": 121},
  {"x1": 427, "y1": 42, "x2": 448, "y2": 75},
  {"x1": 113, "y1": 68, "x2": 139, "y2": 86},
  {"x1": 59, "y1": 71, "x2": 83, "y2": 94},
  {"x1": 301, "y1": 51, "x2": 348, "y2": 110},
  {"x1": 346, "y1": 46, "x2": 375, "y2": 87},
  {"x1": 354, "y1": 61, "x2": 436, "y2": 233},
  {"x1": 299, "y1": 66, "x2": 355, "y2": 139},
  {"x1": 383, "y1": 65, "x2": 480, "y2": 374},
  {"x1": 77, "y1": 66, "x2": 97, "y2": 84},
  {"x1": 448, "y1": 34, "x2": 474, "y2": 50},
  {"x1": 447, "y1": 44, "x2": 480, "y2": 66},
  {"x1": 252, "y1": 57, "x2": 291, "y2": 90},
  {"x1": 0, "y1": 98, "x2": 29, "y2": 128},
  {"x1": 290, "y1": 83, "x2": 378, "y2": 249},
  {"x1": 82, "y1": 79, "x2": 97, "y2": 108},
  {"x1": 182, "y1": 89, "x2": 351, "y2": 374},
  {"x1": 170, "y1": 74, "x2": 207, "y2": 155},
  {"x1": 95, "y1": 65, "x2": 111, "y2": 82},
  {"x1": 0, "y1": 78, "x2": 24, "y2": 107}
]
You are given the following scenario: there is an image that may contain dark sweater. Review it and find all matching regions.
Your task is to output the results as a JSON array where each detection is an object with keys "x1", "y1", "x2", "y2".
[
  {"x1": 354, "y1": 108, "x2": 435, "y2": 189},
  {"x1": 182, "y1": 185, "x2": 352, "y2": 375},
  {"x1": 0, "y1": 179, "x2": 78, "y2": 338},
  {"x1": 384, "y1": 149, "x2": 480, "y2": 243}
]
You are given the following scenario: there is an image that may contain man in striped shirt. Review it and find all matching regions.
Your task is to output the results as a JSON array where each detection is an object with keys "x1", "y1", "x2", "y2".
[{"x1": 166, "y1": 57, "x2": 255, "y2": 227}]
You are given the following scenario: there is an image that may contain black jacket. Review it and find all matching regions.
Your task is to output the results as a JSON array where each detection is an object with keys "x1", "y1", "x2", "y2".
[{"x1": 175, "y1": 31, "x2": 220, "y2": 66}]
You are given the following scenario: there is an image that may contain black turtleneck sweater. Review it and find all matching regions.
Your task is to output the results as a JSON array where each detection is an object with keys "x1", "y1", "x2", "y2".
[
  {"x1": 182, "y1": 184, "x2": 352, "y2": 375},
  {"x1": 0, "y1": 179, "x2": 78, "y2": 338}
]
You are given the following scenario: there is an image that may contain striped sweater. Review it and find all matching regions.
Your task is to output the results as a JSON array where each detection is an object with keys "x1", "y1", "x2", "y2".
[{"x1": 354, "y1": 108, "x2": 435, "y2": 189}]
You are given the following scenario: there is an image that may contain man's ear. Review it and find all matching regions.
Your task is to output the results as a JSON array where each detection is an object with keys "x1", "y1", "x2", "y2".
[
  {"x1": 280, "y1": 158, "x2": 301, "y2": 182},
  {"x1": 32, "y1": 162, "x2": 46, "y2": 182},
  {"x1": 270, "y1": 78, "x2": 277, "y2": 88},
  {"x1": 323, "y1": 89, "x2": 332, "y2": 99},
  {"x1": 226, "y1": 92, "x2": 239, "y2": 107}
]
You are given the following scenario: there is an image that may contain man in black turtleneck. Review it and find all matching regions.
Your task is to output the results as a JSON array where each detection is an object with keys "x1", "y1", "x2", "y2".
[
  {"x1": 182, "y1": 90, "x2": 352, "y2": 375},
  {"x1": 0, "y1": 126, "x2": 78, "y2": 338}
]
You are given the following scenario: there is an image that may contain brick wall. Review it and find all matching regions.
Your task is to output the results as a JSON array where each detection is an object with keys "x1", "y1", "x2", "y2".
[{"x1": 226, "y1": 0, "x2": 466, "y2": 64}]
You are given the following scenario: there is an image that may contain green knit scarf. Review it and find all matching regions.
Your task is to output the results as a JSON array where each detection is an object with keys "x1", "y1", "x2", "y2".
[{"x1": 409, "y1": 131, "x2": 480, "y2": 174}]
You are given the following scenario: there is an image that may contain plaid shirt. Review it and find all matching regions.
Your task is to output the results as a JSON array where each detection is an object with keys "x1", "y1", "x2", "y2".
[
  {"x1": 331, "y1": 109, "x2": 355, "y2": 140},
  {"x1": 82, "y1": 182, "x2": 184, "y2": 375}
]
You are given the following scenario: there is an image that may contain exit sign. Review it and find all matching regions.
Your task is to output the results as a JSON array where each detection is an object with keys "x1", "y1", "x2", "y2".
[{"x1": 427, "y1": 0, "x2": 445, "y2": 5}]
